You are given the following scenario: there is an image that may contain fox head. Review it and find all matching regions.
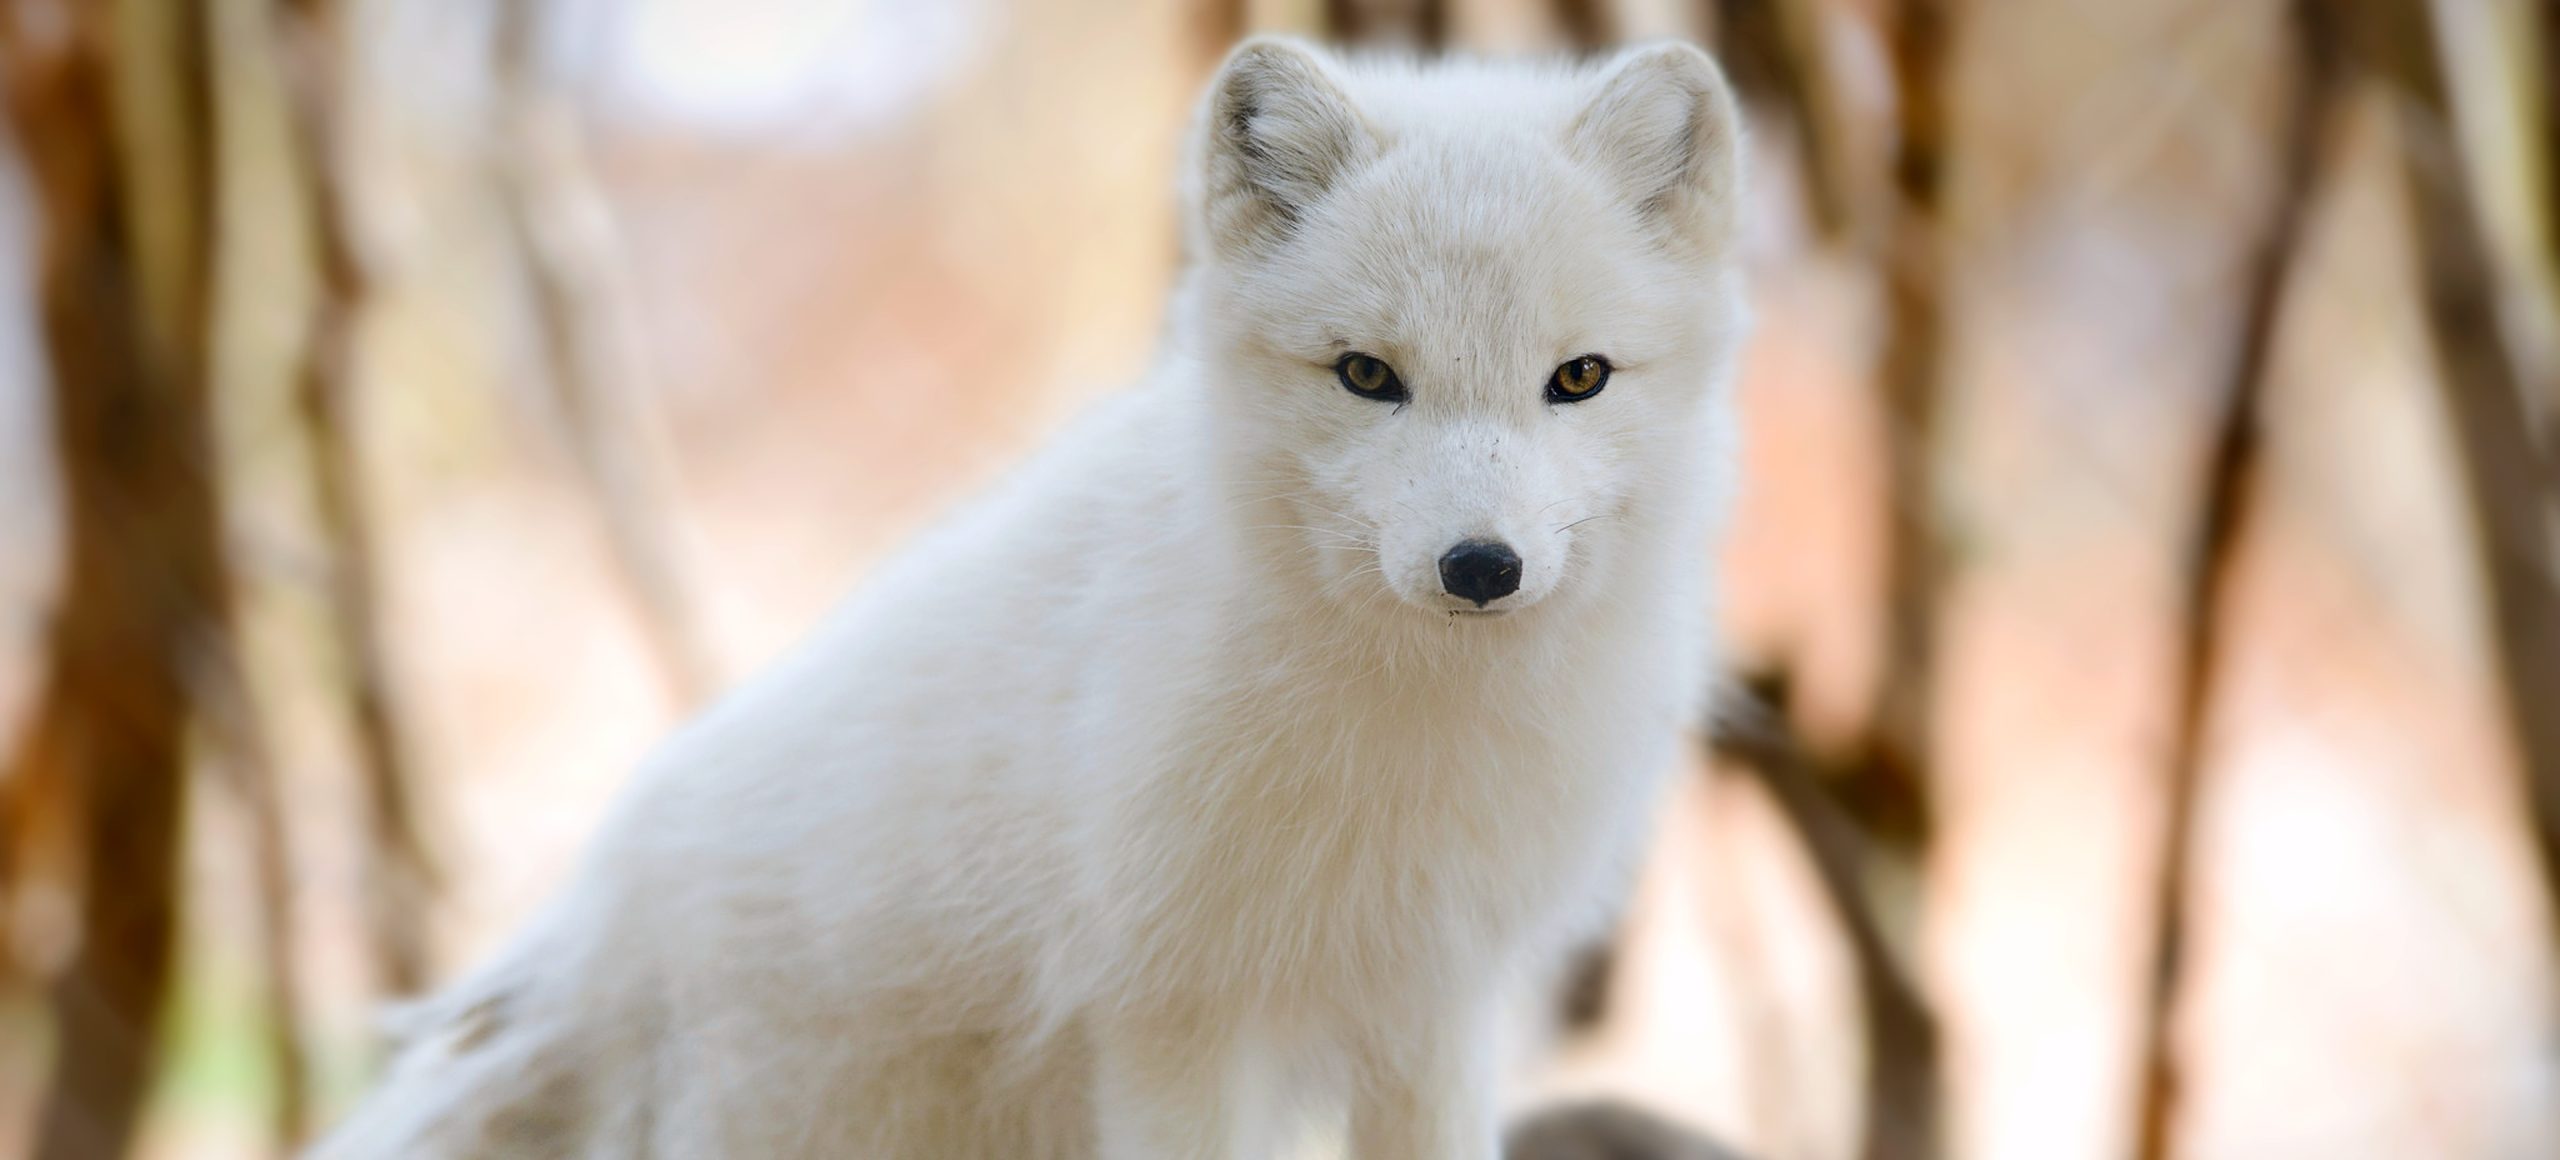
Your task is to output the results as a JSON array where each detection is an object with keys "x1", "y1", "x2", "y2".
[{"x1": 1185, "y1": 39, "x2": 1746, "y2": 624}]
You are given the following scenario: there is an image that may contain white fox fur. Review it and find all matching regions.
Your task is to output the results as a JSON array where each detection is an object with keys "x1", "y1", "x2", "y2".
[{"x1": 311, "y1": 37, "x2": 1746, "y2": 1160}]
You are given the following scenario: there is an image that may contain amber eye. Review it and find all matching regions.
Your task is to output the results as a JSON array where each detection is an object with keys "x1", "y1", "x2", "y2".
[
  {"x1": 1335, "y1": 353, "x2": 1408, "y2": 403},
  {"x1": 1546, "y1": 355, "x2": 1611, "y2": 403}
]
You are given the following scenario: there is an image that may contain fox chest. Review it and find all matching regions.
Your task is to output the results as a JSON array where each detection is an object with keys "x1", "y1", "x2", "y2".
[{"x1": 1100, "y1": 675, "x2": 1671, "y2": 1006}]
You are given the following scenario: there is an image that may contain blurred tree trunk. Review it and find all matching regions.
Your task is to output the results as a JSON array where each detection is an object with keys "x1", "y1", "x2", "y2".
[
  {"x1": 1553, "y1": 0, "x2": 1613, "y2": 50},
  {"x1": 1202, "y1": 0, "x2": 1251, "y2": 59},
  {"x1": 2546, "y1": 1, "x2": 2560, "y2": 303},
  {"x1": 1681, "y1": 14, "x2": 1958, "y2": 1146},
  {"x1": 1832, "y1": 2, "x2": 1965, "y2": 1155},
  {"x1": 2526, "y1": 5, "x2": 2560, "y2": 489},
  {"x1": 0, "y1": 1, "x2": 225, "y2": 1157},
  {"x1": 493, "y1": 0, "x2": 717, "y2": 708},
  {"x1": 275, "y1": 0, "x2": 439, "y2": 1002},
  {"x1": 2130, "y1": 7, "x2": 2343, "y2": 1159},
  {"x1": 2360, "y1": 0, "x2": 2560, "y2": 967},
  {"x1": 1325, "y1": 0, "x2": 1448, "y2": 48},
  {"x1": 1714, "y1": 0, "x2": 1855, "y2": 241},
  {"x1": 1678, "y1": 2, "x2": 1955, "y2": 1155},
  {"x1": 1861, "y1": 0, "x2": 1953, "y2": 856}
]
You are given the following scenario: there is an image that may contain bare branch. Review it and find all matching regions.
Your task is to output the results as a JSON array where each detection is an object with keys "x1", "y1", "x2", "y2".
[
  {"x1": 1868, "y1": 0, "x2": 1956, "y2": 826},
  {"x1": 276, "y1": 0, "x2": 440, "y2": 999},
  {"x1": 2361, "y1": 0, "x2": 2560, "y2": 982},
  {"x1": 1715, "y1": 0, "x2": 1857, "y2": 241},
  {"x1": 2129, "y1": 7, "x2": 2344, "y2": 1158},
  {"x1": 1712, "y1": 680, "x2": 1941, "y2": 1160},
  {"x1": 493, "y1": 0, "x2": 719, "y2": 707},
  {"x1": 1507, "y1": 1099, "x2": 1750, "y2": 1159}
]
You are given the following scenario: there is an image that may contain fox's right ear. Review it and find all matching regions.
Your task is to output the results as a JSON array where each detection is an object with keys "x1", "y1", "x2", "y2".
[{"x1": 1196, "y1": 38, "x2": 1376, "y2": 259}]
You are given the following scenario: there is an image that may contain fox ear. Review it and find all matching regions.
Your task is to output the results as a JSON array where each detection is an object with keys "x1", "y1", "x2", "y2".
[
  {"x1": 1568, "y1": 43, "x2": 1745, "y2": 256},
  {"x1": 1198, "y1": 38, "x2": 1377, "y2": 258}
]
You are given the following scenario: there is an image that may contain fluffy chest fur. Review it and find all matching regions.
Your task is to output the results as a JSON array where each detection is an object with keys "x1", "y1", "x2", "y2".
[{"x1": 1069, "y1": 575, "x2": 1701, "y2": 1018}]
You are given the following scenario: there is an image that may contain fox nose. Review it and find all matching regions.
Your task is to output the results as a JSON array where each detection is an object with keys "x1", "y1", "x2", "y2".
[{"x1": 1438, "y1": 540, "x2": 1522, "y2": 607}]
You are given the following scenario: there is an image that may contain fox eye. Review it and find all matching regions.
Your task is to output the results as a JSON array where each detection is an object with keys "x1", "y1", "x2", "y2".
[
  {"x1": 1546, "y1": 355, "x2": 1611, "y2": 403},
  {"x1": 1335, "y1": 353, "x2": 1408, "y2": 403}
]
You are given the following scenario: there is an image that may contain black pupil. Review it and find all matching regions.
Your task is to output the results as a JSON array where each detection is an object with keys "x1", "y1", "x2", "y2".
[
  {"x1": 1563, "y1": 360, "x2": 1595, "y2": 392},
  {"x1": 1346, "y1": 357, "x2": 1392, "y2": 395}
]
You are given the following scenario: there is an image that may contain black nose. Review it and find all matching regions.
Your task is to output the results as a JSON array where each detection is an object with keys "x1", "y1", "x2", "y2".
[{"x1": 1438, "y1": 540, "x2": 1522, "y2": 607}]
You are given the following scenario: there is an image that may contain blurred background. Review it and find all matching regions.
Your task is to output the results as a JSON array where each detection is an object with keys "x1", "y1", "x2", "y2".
[{"x1": 3, "y1": 0, "x2": 2558, "y2": 1158}]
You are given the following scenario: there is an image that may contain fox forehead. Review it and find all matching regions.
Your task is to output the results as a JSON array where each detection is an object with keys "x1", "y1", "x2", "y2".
[
  {"x1": 1329, "y1": 52, "x2": 1599, "y2": 134},
  {"x1": 1242, "y1": 148, "x2": 1670, "y2": 364}
]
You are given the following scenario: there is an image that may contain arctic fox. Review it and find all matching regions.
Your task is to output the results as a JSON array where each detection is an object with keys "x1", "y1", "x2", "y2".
[{"x1": 313, "y1": 36, "x2": 1746, "y2": 1160}]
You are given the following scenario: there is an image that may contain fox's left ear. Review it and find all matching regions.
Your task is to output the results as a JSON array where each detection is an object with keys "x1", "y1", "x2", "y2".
[{"x1": 1568, "y1": 43, "x2": 1745, "y2": 257}]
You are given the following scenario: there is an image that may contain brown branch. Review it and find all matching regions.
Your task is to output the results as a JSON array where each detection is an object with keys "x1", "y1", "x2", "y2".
[
  {"x1": 1863, "y1": 0, "x2": 1957, "y2": 844},
  {"x1": 1552, "y1": 934, "x2": 1617, "y2": 1032},
  {"x1": 2546, "y1": 3, "x2": 2560, "y2": 316},
  {"x1": 1324, "y1": 0, "x2": 1449, "y2": 49},
  {"x1": 2441, "y1": 0, "x2": 2560, "y2": 498},
  {"x1": 2131, "y1": 6, "x2": 2343, "y2": 1158},
  {"x1": 1506, "y1": 1099, "x2": 1749, "y2": 1160},
  {"x1": 1737, "y1": 0, "x2": 1963, "y2": 887},
  {"x1": 1677, "y1": 6, "x2": 1967, "y2": 1152},
  {"x1": 2521, "y1": 0, "x2": 2560, "y2": 455},
  {"x1": 276, "y1": 0, "x2": 439, "y2": 1000},
  {"x1": 1714, "y1": 0, "x2": 1856, "y2": 241},
  {"x1": 1200, "y1": 0, "x2": 1251, "y2": 58},
  {"x1": 493, "y1": 0, "x2": 719, "y2": 708},
  {"x1": 2361, "y1": 0, "x2": 2560, "y2": 975},
  {"x1": 1554, "y1": 0, "x2": 1613, "y2": 52},
  {"x1": 1711, "y1": 681, "x2": 1940, "y2": 1160},
  {"x1": 1772, "y1": 0, "x2": 1852, "y2": 241},
  {"x1": 0, "y1": 1, "x2": 225, "y2": 1156}
]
